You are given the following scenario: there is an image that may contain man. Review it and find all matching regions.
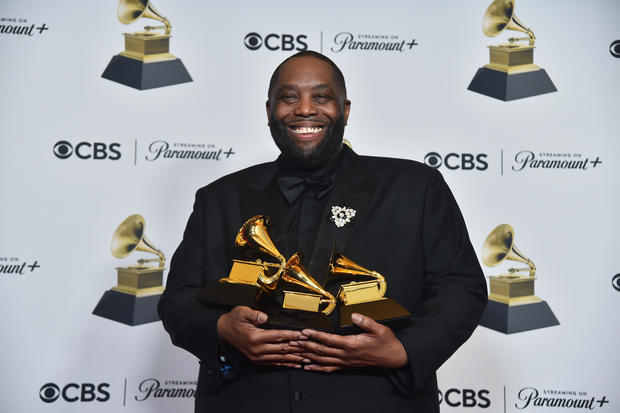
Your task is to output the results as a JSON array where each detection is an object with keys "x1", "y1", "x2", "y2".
[{"x1": 159, "y1": 51, "x2": 487, "y2": 412}]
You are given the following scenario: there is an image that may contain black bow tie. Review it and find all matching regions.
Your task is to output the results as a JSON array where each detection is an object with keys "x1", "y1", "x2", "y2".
[{"x1": 278, "y1": 174, "x2": 335, "y2": 204}]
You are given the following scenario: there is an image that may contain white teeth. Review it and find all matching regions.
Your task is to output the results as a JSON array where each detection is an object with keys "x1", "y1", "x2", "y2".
[{"x1": 292, "y1": 127, "x2": 322, "y2": 134}]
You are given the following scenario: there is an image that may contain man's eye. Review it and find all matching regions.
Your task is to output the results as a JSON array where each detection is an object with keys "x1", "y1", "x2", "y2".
[
  {"x1": 315, "y1": 94, "x2": 331, "y2": 102},
  {"x1": 280, "y1": 94, "x2": 297, "y2": 101}
]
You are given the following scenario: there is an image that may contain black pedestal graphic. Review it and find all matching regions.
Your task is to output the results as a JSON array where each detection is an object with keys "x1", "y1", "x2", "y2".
[
  {"x1": 92, "y1": 289, "x2": 161, "y2": 326},
  {"x1": 468, "y1": 67, "x2": 557, "y2": 101},
  {"x1": 101, "y1": 55, "x2": 192, "y2": 90},
  {"x1": 479, "y1": 300, "x2": 559, "y2": 334}
]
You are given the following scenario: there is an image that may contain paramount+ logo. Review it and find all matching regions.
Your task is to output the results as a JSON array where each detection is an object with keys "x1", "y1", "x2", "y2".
[
  {"x1": 53, "y1": 140, "x2": 121, "y2": 160},
  {"x1": 244, "y1": 32, "x2": 308, "y2": 51},
  {"x1": 39, "y1": 382, "x2": 110, "y2": 403},
  {"x1": 424, "y1": 152, "x2": 488, "y2": 171}
]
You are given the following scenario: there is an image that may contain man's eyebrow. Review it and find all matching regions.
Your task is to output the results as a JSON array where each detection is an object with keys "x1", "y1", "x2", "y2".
[{"x1": 311, "y1": 84, "x2": 334, "y2": 91}]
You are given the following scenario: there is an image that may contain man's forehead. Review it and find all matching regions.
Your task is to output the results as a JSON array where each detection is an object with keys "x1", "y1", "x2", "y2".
[{"x1": 276, "y1": 56, "x2": 336, "y2": 85}]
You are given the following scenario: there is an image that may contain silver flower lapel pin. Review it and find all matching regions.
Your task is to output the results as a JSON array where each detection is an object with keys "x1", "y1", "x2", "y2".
[{"x1": 330, "y1": 206, "x2": 356, "y2": 228}]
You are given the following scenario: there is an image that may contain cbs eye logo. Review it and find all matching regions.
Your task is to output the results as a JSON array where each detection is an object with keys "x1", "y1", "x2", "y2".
[
  {"x1": 612, "y1": 274, "x2": 620, "y2": 291},
  {"x1": 244, "y1": 32, "x2": 308, "y2": 51},
  {"x1": 610, "y1": 40, "x2": 620, "y2": 58},
  {"x1": 40, "y1": 383, "x2": 60, "y2": 403},
  {"x1": 53, "y1": 141, "x2": 121, "y2": 160}
]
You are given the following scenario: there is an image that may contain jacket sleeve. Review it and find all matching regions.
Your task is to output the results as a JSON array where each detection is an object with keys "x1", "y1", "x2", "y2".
[
  {"x1": 392, "y1": 170, "x2": 488, "y2": 393},
  {"x1": 158, "y1": 189, "x2": 229, "y2": 388}
]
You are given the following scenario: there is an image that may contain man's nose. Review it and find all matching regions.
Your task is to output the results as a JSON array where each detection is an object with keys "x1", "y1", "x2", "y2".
[{"x1": 293, "y1": 95, "x2": 318, "y2": 116}]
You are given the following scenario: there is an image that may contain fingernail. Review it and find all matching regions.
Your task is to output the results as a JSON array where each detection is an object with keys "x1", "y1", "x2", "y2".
[
  {"x1": 351, "y1": 313, "x2": 362, "y2": 323},
  {"x1": 289, "y1": 341, "x2": 299, "y2": 347},
  {"x1": 303, "y1": 358, "x2": 311, "y2": 364},
  {"x1": 258, "y1": 313, "x2": 267, "y2": 323}
]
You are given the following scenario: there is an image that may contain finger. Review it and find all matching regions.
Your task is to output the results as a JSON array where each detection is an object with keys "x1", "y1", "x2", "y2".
[
  {"x1": 251, "y1": 342, "x2": 305, "y2": 356},
  {"x1": 255, "y1": 362, "x2": 303, "y2": 369},
  {"x1": 299, "y1": 352, "x2": 348, "y2": 367},
  {"x1": 351, "y1": 313, "x2": 383, "y2": 334},
  {"x1": 253, "y1": 354, "x2": 308, "y2": 364},
  {"x1": 295, "y1": 340, "x2": 348, "y2": 358},
  {"x1": 301, "y1": 329, "x2": 351, "y2": 349},
  {"x1": 303, "y1": 364, "x2": 342, "y2": 372},
  {"x1": 258, "y1": 329, "x2": 303, "y2": 343}
]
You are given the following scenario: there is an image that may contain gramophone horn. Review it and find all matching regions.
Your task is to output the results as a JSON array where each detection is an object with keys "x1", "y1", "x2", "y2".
[
  {"x1": 111, "y1": 214, "x2": 165, "y2": 263},
  {"x1": 235, "y1": 215, "x2": 286, "y2": 286},
  {"x1": 481, "y1": 224, "x2": 535, "y2": 276},
  {"x1": 117, "y1": 0, "x2": 171, "y2": 34},
  {"x1": 328, "y1": 248, "x2": 386, "y2": 297},
  {"x1": 482, "y1": 0, "x2": 535, "y2": 45},
  {"x1": 282, "y1": 254, "x2": 336, "y2": 315}
]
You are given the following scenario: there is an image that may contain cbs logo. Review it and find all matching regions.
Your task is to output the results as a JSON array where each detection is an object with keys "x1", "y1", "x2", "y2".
[
  {"x1": 610, "y1": 40, "x2": 620, "y2": 58},
  {"x1": 439, "y1": 388, "x2": 491, "y2": 408},
  {"x1": 612, "y1": 274, "x2": 620, "y2": 291},
  {"x1": 424, "y1": 152, "x2": 488, "y2": 171},
  {"x1": 53, "y1": 141, "x2": 121, "y2": 160},
  {"x1": 39, "y1": 382, "x2": 110, "y2": 403},
  {"x1": 244, "y1": 32, "x2": 308, "y2": 51}
]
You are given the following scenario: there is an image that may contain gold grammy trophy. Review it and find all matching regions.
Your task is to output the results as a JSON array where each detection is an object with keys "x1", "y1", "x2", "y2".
[
  {"x1": 467, "y1": 0, "x2": 556, "y2": 101},
  {"x1": 327, "y1": 247, "x2": 411, "y2": 330},
  {"x1": 478, "y1": 224, "x2": 558, "y2": 333},
  {"x1": 196, "y1": 215, "x2": 336, "y2": 330},
  {"x1": 101, "y1": 0, "x2": 192, "y2": 90},
  {"x1": 196, "y1": 215, "x2": 286, "y2": 308},
  {"x1": 92, "y1": 214, "x2": 166, "y2": 325}
]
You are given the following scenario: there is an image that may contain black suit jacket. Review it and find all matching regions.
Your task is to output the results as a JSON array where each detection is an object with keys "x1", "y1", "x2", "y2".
[{"x1": 159, "y1": 148, "x2": 487, "y2": 413}]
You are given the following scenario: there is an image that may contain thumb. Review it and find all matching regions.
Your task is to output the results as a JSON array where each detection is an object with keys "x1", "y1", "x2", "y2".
[
  {"x1": 235, "y1": 306, "x2": 268, "y2": 325},
  {"x1": 351, "y1": 313, "x2": 382, "y2": 334}
]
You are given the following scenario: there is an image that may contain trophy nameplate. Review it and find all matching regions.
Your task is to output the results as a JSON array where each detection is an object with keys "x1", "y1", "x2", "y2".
[
  {"x1": 479, "y1": 224, "x2": 559, "y2": 334},
  {"x1": 467, "y1": 0, "x2": 556, "y2": 101},
  {"x1": 101, "y1": 0, "x2": 192, "y2": 90},
  {"x1": 93, "y1": 214, "x2": 166, "y2": 326}
]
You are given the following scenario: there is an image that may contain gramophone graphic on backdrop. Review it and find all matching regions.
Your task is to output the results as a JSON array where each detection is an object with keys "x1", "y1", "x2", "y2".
[
  {"x1": 196, "y1": 215, "x2": 411, "y2": 332},
  {"x1": 479, "y1": 224, "x2": 559, "y2": 334},
  {"x1": 468, "y1": 0, "x2": 557, "y2": 101},
  {"x1": 101, "y1": 0, "x2": 192, "y2": 90},
  {"x1": 92, "y1": 214, "x2": 166, "y2": 326}
]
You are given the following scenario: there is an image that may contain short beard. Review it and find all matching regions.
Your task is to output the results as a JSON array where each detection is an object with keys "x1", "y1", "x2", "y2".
[{"x1": 269, "y1": 114, "x2": 345, "y2": 171}]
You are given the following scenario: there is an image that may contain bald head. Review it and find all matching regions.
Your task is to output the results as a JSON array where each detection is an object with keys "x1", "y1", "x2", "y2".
[{"x1": 267, "y1": 51, "x2": 347, "y2": 100}]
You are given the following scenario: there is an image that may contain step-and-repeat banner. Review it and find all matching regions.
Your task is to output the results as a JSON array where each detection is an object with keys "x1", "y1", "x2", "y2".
[{"x1": 1, "y1": 0, "x2": 618, "y2": 411}]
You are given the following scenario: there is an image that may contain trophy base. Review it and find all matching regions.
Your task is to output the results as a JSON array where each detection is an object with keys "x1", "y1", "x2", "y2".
[
  {"x1": 92, "y1": 289, "x2": 161, "y2": 326},
  {"x1": 262, "y1": 310, "x2": 333, "y2": 332},
  {"x1": 253, "y1": 293, "x2": 333, "y2": 331},
  {"x1": 467, "y1": 66, "x2": 557, "y2": 101},
  {"x1": 479, "y1": 299, "x2": 559, "y2": 334},
  {"x1": 339, "y1": 299, "x2": 411, "y2": 332},
  {"x1": 195, "y1": 280, "x2": 260, "y2": 308},
  {"x1": 101, "y1": 54, "x2": 192, "y2": 90}
]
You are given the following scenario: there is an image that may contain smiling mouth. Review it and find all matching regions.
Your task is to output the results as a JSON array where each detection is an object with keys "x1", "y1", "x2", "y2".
[{"x1": 290, "y1": 126, "x2": 324, "y2": 135}]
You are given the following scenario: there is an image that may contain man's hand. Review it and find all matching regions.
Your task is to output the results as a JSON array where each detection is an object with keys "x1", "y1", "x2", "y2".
[
  {"x1": 291, "y1": 313, "x2": 408, "y2": 372},
  {"x1": 217, "y1": 306, "x2": 306, "y2": 368}
]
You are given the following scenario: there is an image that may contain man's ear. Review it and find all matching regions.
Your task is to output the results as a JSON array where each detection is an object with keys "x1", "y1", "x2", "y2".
[
  {"x1": 266, "y1": 100, "x2": 271, "y2": 126},
  {"x1": 343, "y1": 99, "x2": 351, "y2": 126}
]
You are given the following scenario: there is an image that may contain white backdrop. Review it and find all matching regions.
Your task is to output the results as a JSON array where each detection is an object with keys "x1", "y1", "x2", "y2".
[{"x1": 1, "y1": 0, "x2": 619, "y2": 412}]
